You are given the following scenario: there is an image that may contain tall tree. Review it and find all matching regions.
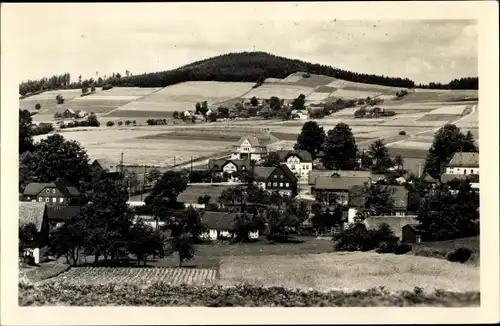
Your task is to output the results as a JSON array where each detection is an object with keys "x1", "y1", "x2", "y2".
[
  {"x1": 148, "y1": 170, "x2": 188, "y2": 207},
  {"x1": 263, "y1": 151, "x2": 281, "y2": 167},
  {"x1": 250, "y1": 96, "x2": 259, "y2": 106},
  {"x1": 19, "y1": 109, "x2": 34, "y2": 154},
  {"x1": 424, "y1": 124, "x2": 478, "y2": 179},
  {"x1": 20, "y1": 134, "x2": 92, "y2": 187},
  {"x1": 363, "y1": 183, "x2": 394, "y2": 216},
  {"x1": 367, "y1": 140, "x2": 393, "y2": 173},
  {"x1": 321, "y1": 123, "x2": 358, "y2": 170},
  {"x1": 294, "y1": 121, "x2": 326, "y2": 160},
  {"x1": 128, "y1": 219, "x2": 164, "y2": 266}
]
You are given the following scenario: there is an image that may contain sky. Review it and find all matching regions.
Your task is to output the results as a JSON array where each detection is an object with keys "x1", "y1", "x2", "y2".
[{"x1": 9, "y1": 3, "x2": 478, "y2": 84}]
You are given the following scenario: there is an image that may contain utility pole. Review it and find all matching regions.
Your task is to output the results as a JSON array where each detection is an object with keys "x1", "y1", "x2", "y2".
[
  {"x1": 190, "y1": 156, "x2": 193, "y2": 173},
  {"x1": 418, "y1": 162, "x2": 422, "y2": 178},
  {"x1": 141, "y1": 165, "x2": 146, "y2": 201},
  {"x1": 120, "y1": 152, "x2": 124, "y2": 176},
  {"x1": 173, "y1": 156, "x2": 176, "y2": 168}
]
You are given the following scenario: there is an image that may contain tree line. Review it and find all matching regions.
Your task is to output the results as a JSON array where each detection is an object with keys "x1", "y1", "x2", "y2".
[{"x1": 417, "y1": 77, "x2": 478, "y2": 90}]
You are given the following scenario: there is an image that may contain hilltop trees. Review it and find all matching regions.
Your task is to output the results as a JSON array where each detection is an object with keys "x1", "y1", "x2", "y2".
[
  {"x1": 321, "y1": 123, "x2": 358, "y2": 170},
  {"x1": 294, "y1": 121, "x2": 326, "y2": 160},
  {"x1": 423, "y1": 124, "x2": 478, "y2": 179}
]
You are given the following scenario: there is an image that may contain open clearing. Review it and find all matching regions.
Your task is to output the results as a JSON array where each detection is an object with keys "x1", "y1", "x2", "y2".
[
  {"x1": 218, "y1": 252, "x2": 479, "y2": 293},
  {"x1": 108, "y1": 82, "x2": 255, "y2": 117},
  {"x1": 242, "y1": 84, "x2": 315, "y2": 100},
  {"x1": 328, "y1": 89, "x2": 382, "y2": 100}
]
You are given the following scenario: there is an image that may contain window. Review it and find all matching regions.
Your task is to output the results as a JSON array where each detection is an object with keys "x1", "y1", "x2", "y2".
[
  {"x1": 52, "y1": 189, "x2": 56, "y2": 194},
  {"x1": 273, "y1": 182, "x2": 277, "y2": 187},
  {"x1": 45, "y1": 197, "x2": 50, "y2": 203},
  {"x1": 279, "y1": 182, "x2": 283, "y2": 187},
  {"x1": 52, "y1": 197, "x2": 57, "y2": 203},
  {"x1": 285, "y1": 183, "x2": 289, "y2": 187},
  {"x1": 268, "y1": 182, "x2": 272, "y2": 186},
  {"x1": 274, "y1": 175, "x2": 278, "y2": 178},
  {"x1": 38, "y1": 197, "x2": 43, "y2": 202},
  {"x1": 46, "y1": 189, "x2": 51, "y2": 194},
  {"x1": 59, "y1": 198, "x2": 64, "y2": 203}
]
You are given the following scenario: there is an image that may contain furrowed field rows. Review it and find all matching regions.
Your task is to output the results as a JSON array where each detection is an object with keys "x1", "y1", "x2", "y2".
[{"x1": 39, "y1": 267, "x2": 218, "y2": 286}]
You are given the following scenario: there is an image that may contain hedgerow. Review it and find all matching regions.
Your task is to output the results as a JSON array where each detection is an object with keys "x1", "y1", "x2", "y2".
[{"x1": 18, "y1": 282, "x2": 479, "y2": 307}]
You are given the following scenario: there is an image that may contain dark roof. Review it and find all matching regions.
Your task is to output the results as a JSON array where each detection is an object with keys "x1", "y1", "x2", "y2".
[
  {"x1": 423, "y1": 173, "x2": 438, "y2": 183},
  {"x1": 208, "y1": 158, "x2": 251, "y2": 172},
  {"x1": 275, "y1": 150, "x2": 313, "y2": 163},
  {"x1": 403, "y1": 223, "x2": 426, "y2": 234},
  {"x1": 92, "y1": 158, "x2": 119, "y2": 173},
  {"x1": 315, "y1": 175, "x2": 370, "y2": 191},
  {"x1": 23, "y1": 182, "x2": 80, "y2": 197},
  {"x1": 19, "y1": 202, "x2": 47, "y2": 231},
  {"x1": 201, "y1": 211, "x2": 238, "y2": 230},
  {"x1": 447, "y1": 152, "x2": 479, "y2": 168},
  {"x1": 252, "y1": 166, "x2": 275, "y2": 181},
  {"x1": 46, "y1": 205, "x2": 81, "y2": 221},
  {"x1": 441, "y1": 173, "x2": 479, "y2": 184},
  {"x1": 177, "y1": 185, "x2": 241, "y2": 204},
  {"x1": 279, "y1": 164, "x2": 299, "y2": 182}
]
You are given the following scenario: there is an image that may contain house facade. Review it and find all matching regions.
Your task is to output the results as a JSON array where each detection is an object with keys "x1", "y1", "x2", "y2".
[
  {"x1": 291, "y1": 109, "x2": 309, "y2": 120},
  {"x1": 208, "y1": 158, "x2": 250, "y2": 182},
  {"x1": 19, "y1": 202, "x2": 50, "y2": 264},
  {"x1": 401, "y1": 224, "x2": 426, "y2": 243},
  {"x1": 200, "y1": 211, "x2": 259, "y2": 241},
  {"x1": 347, "y1": 185, "x2": 410, "y2": 219},
  {"x1": 231, "y1": 136, "x2": 267, "y2": 161},
  {"x1": 22, "y1": 182, "x2": 81, "y2": 206},
  {"x1": 252, "y1": 164, "x2": 298, "y2": 197},
  {"x1": 91, "y1": 158, "x2": 121, "y2": 179},
  {"x1": 313, "y1": 174, "x2": 371, "y2": 205},
  {"x1": 445, "y1": 152, "x2": 479, "y2": 175},
  {"x1": 276, "y1": 150, "x2": 313, "y2": 182}
]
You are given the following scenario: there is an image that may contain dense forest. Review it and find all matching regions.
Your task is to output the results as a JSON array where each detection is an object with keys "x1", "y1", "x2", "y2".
[{"x1": 19, "y1": 52, "x2": 478, "y2": 95}]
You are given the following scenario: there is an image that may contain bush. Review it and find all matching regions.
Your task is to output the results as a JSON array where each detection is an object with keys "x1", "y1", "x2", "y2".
[
  {"x1": 106, "y1": 121, "x2": 115, "y2": 127},
  {"x1": 334, "y1": 223, "x2": 396, "y2": 252},
  {"x1": 117, "y1": 121, "x2": 123, "y2": 126},
  {"x1": 32, "y1": 122, "x2": 54, "y2": 136},
  {"x1": 399, "y1": 130, "x2": 406, "y2": 135},
  {"x1": 102, "y1": 84, "x2": 113, "y2": 91},
  {"x1": 446, "y1": 247, "x2": 472, "y2": 263},
  {"x1": 354, "y1": 108, "x2": 366, "y2": 118}
]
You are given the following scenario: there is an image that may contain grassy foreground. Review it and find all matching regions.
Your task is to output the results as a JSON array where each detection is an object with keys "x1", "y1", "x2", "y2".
[{"x1": 19, "y1": 282, "x2": 479, "y2": 307}]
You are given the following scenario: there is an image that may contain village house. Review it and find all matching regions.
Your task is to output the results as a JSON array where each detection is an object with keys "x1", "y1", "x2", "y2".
[
  {"x1": 275, "y1": 150, "x2": 313, "y2": 181},
  {"x1": 19, "y1": 202, "x2": 50, "y2": 264},
  {"x1": 199, "y1": 211, "x2": 259, "y2": 241},
  {"x1": 441, "y1": 152, "x2": 480, "y2": 191},
  {"x1": 46, "y1": 205, "x2": 81, "y2": 229},
  {"x1": 401, "y1": 223, "x2": 427, "y2": 244},
  {"x1": 291, "y1": 109, "x2": 309, "y2": 120},
  {"x1": 313, "y1": 174, "x2": 370, "y2": 206},
  {"x1": 22, "y1": 181, "x2": 81, "y2": 206},
  {"x1": 347, "y1": 185, "x2": 410, "y2": 220},
  {"x1": 252, "y1": 164, "x2": 298, "y2": 197},
  {"x1": 91, "y1": 158, "x2": 121, "y2": 180},
  {"x1": 231, "y1": 136, "x2": 268, "y2": 161},
  {"x1": 62, "y1": 108, "x2": 76, "y2": 119},
  {"x1": 208, "y1": 158, "x2": 251, "y2": 182},
  {"x1": 441, "y1": 173, "x2": 480, "y2": 191}
]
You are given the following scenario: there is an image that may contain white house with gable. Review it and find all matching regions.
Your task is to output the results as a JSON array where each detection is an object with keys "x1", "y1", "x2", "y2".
[
  {"x1": 231, "y1": 136, "x2": 267, "y2": 161},
  {"x1": 445, "y1": 152, "x2": 479, "y2": 175},
  {"x1": 275, "y1": 150, "x2": 313, "y2": 181}
]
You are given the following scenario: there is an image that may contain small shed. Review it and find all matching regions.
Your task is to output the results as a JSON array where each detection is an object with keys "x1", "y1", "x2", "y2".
[{"x1": 401, "y1": 223, "x2": 426, "y2": 243}]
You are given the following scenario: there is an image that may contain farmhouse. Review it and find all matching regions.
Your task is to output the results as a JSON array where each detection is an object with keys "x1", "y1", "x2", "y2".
[
  {"x1": 312, "y1": 174, "x2": 372, "y2": 205},
  {"x1": 208, "y1": 158, "x2": 251, "y2": 182},
  {"x1": 445, "y1": 152, "x2": 479, "y2": 175},
  {"x1": 91, "y1": 158, "x2": 121, "y2": 179},
  {"x1": 22, "y1": 181, "x2": 81, "y2": 206},
  {"x1": 252, "y1": 164, "x2": 298, "y2": 197},
  {"x1": 441, "y1": 173, "x2": 480, "y2": 191},
  {"x1": 177, "y1": 184, "x2": 239, "y2": 209},
  {"x1": 347, "y1": 185, "x2": 410, "y2": 219},
  {"x1": 291, "y1": 109, "x2": 309, "y2": 120},
  {"x1": 200, "y1": 211, "x2": 237, "y2": 241},
  {"x1": 401, "y1": 223, "x2": 427, "y2": 243},
  {"x1": 62, "y1": 108, "x2": 76, "y2": 118},
  {"x1": 231, "y1": 136, "x2": 268, "y2": 161},
  {"x1": 275, "y1": 150, "x2": 313, "y2": 181},
  {"x1": 19, "y1": 202, "x2": 50, "y2": 264}
]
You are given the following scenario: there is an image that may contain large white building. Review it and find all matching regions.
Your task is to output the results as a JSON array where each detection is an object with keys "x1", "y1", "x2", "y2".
[
  {"x1": 231, "y1": 136, "x2": 267, "y2": 161},
  {"x1": 445, "y1": 152, "x2": 479, "y2": 175},
  {"x1": 275, "y1": 150, "x2": 313, "y2": 181}
]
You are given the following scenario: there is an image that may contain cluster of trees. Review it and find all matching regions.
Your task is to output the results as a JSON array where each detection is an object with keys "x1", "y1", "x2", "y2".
[
  {"x1": 354, "y1": 107, "x2": 396, "y2": 119},
  {"x1": 19, "y1": 73, "x2": 72, "y2": 96},
  {"x1": 423, "y1": 124, "x2": 478, "y2": 179},
  {"x1": 418, "y1": 77, "x2": 478, "y2": 90},
  {"x1": 107, "y1": 120, "x2": 138, "y2": 127},
  {"x1": 60, "y1": 113, "x2": 100, "y2": 129},
  {"x1": 145, "y1": 119, "x2": 167, "y2": 125},
  {"x1": 97, "y1": 52, "x2": 417, "y2": 89},
  {"x1": 32, "y1": 122, "x2": 54, "y2": 136}
]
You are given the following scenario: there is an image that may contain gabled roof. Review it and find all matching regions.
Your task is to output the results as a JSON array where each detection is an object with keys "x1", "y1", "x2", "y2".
[
  {"x1": 46, "y1": 205, "x2": 81, "y2": 221},
  {"x1": 279, "y1": 164, "x2": 299, "y2": 183},
  {"x1": 23, "y1": 182, "x2": 81, "y2": 197},
  {"x1": 64, "y1": 108, "x2": 75, "y2": 114},
  {"x1": 208, "y1": 158, "x2": 251, "y2": 172},
  {"x1": 236, "y1": 135, "x2": 261, "y2": 148},
  {"x1": 276, "y1": 150, "x2": 313, "y2": 163},
  {"x1": 308, "y1": 170, "x2": 372, "y2": 185},
  {"x1": 347, "y1": 185, "x2": 408, "y2": 209},
  {"x1": 252, "y1": 167, "x2": 275, "y2": 181},
  {"x1": 447, "y1": 152, "x2": 479, "y2": 168},
  {"x1": 201, "y1": 211, "x2": 238, "y2": 230},
  {"x1": 423, "y1": 173, "x2": 438, "y2": 183},
  {"x1": 363, "y1": 216, "x2": 419, "y2": 239},
  {"x1": 314, "y1": 175, "x2": 370, "y2": 191},
  {"x1": 403, "y1": 223, "x2": 426, "y2": 234},
  {"x1": 19, "y1": 202, "x2": 47, "y2": 232},
  {"x1": 92, "y1": 158, "x2": 119, "y2": 173}
]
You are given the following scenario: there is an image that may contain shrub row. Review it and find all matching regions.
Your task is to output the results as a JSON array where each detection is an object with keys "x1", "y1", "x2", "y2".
[{"x1": 18, "y1": 283, "x2": 480, "y2": 307}]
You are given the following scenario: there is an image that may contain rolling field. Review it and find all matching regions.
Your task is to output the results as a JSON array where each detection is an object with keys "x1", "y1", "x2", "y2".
[
  {"x1": 39, "y1": 267, "x2": 217, "y2": 286},
  {"x1": 242, "y1": 84, "x2": 315, "y2": 100},
  {"x1": 218, "y1": 252, "x2": 479, "y2": 293},
  {"x1": 328, "y1": 89, "x2": 382, "y2": 100},
  {"x1": 19, "y1": 89, "x2": 82, "y2": 112},
  {"x1": 108, "y1": 81, "x2": 255, "y2": 117}
]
